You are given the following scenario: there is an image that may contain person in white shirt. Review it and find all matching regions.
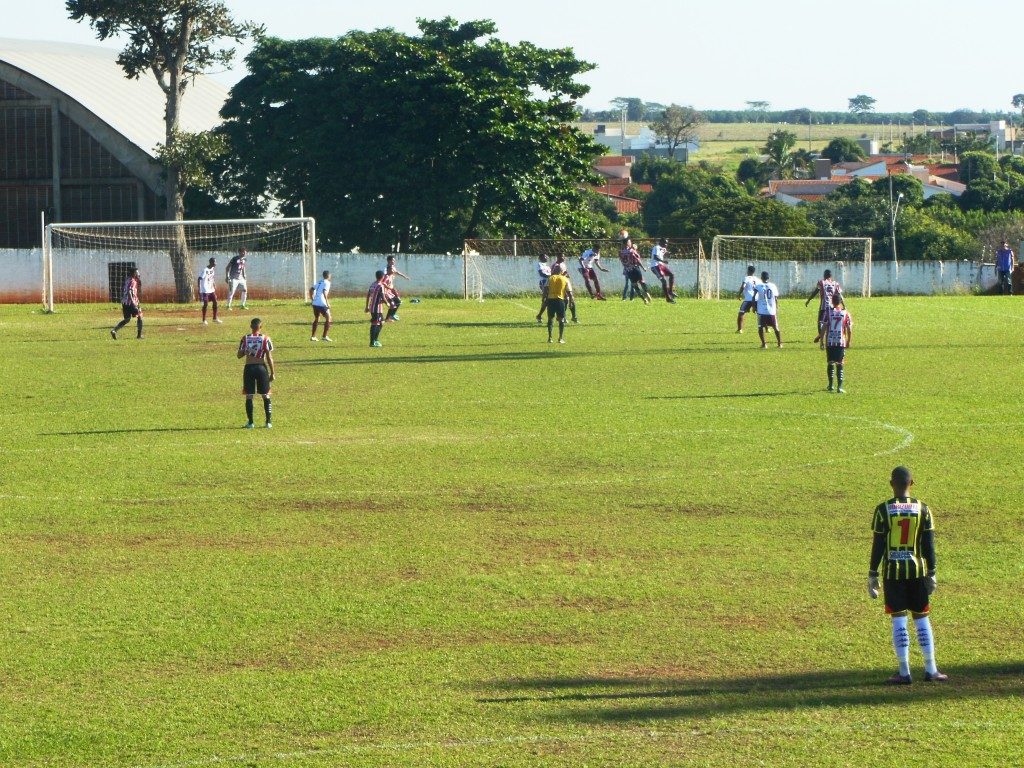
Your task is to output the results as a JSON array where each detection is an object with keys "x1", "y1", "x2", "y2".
[
  {"x1": 309, "y1": 270, "x2": 332, "y2": 341},
  {"x1": 535, "y1": 255, "x2": 552, "y2": 323},
  {"x1": 737, "y1": 265, "x2": 759, "y2": 333},
  {"x1": 578, "y1": 244, "x2": 609, "y2": 300},
  {"x1": 650, "y1": 238, "x2": 676, "y2": 303},
  {"x1": 752, "y1": 270, "x2": 782, "y2": 348},
  {"x1": 197, "y1": 257, "x2": 222, "y2": 325}
]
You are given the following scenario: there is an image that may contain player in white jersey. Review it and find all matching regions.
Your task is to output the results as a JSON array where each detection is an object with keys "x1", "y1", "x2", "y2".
[
  {"x1": 752, "y1": 270, "x2": 782, "y2": 348},
  {"x1": 737, "y1": 265, "x2": 759, "y2": 333},
  {"x1": 535, "y1": 255, "x2": 552, "y2": 323},
  {"x1": 197, "y1": 258, "x2": 222, "y2": 324},
  {"x1": 805, "y1": 269, "x2": 843, "y2": 348},
  {"x1": 309, "y1": 270, "x2": 332, "y2": 341},
  {"x1": 650, "y1": 238, "x2": 676, "y2": 303},
  {"x1": 226, "y1": 248, "x2": 248, "y2": 309},
  {"x1": 823, "y1": 292, "x2": 852, "y2": 392},
  {"x1": 578, "y1": 244, "x2": 609, "y2": 299}
]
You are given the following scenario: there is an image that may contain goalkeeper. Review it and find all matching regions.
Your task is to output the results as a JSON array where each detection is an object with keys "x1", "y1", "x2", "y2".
[{"x1": 867, "y1": 466, "x2": 947, "y2": 684}]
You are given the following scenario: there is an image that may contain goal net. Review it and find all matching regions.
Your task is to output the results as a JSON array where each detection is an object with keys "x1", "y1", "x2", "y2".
[
  {"x1": 462, "y1": 237, "x2": 710, "y2": 299},
  {"x1": 709, "y1": 236, "x2": 873, "y2": 299},
  {"x1": 42, "y1": 217, "x2": 316, "y2": 309}
]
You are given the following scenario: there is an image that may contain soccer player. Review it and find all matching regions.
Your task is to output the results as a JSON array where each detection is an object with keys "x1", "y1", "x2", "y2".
[
  {"x1": 237, "y1": 317, "x2": 274, "y2": 429},
  {"x1": 578, "y1": 243, "x2": 609, "y2": 299},
  {"x1": 868, "y1": 466, "x2": 947, "y2": 685},
  {"x1": 619, "y1": 239, "x2": 651, "y2": 304},
  {"x1": 553, "y1": 255, "x2": 579, "y2": 323},
  {"x1": 545, "y1": 263, "x2": 573, "y2": 344},
  {"x1": 366, "y1": 270, "x2": 388, "y2": 347},
  {"x1": 383, "y1": 255, "x2": 409, "y2": 322},
  {"x1": 650, "y1": 238, "x2": 676, "y2": 303},
  {"x1": 737, "y1": 265, "x2": 759, "y2": 333},
  {"x1": 110, "y1": 268, "x2": 143, "y2": 340},
  {"x1": 535, "y1": 255, "x2": 551, "y2": 323},
  {"x1": 197, "y1": 257, "x2": 222, "y2": 325},
  {"x1": 309, "y1": 270, "x2": 332, "y2": 342},
  {"x1": 805, "y1": 269, "x2": 843, "y2": 348},
  {"x1": 822, "y1": 292, "x2": 852, "y2": 393},
  {"x1": 752, "y1": 270, "x2": 782, "y2": 348},
  {"x1": 225, "y1": 247, "x2": 248, "y2": 309}
]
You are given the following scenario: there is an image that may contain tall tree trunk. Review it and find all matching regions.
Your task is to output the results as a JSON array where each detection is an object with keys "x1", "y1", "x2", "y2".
[{"x1": 164, "y1": 70, "x2": 192, "y2": 303}]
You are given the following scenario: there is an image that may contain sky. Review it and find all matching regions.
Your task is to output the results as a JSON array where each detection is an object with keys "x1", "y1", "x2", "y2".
[{"x1": 5, "y1": 0, "x2": 1023, "y2": 113}]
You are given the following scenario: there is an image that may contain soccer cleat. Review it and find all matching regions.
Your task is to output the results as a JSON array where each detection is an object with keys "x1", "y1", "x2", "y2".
[
  {"x1": 371, "y1": 340, "x2": 382, "y2": 347},
  {"x1": 391, "y1": 314, "x2": 399, "y2": 321},
  {"x1": 558, "y1": 338, "x2": 565, "y2": 344},
  {"x1": 265, "y1": 422, "x2": 272, "y2": 429},
  {"x1": 322, "y1": 336, "x2": 332, "y2": 342},
  {"x1": 202, "y1": 320, "x2": 208, "y2": 325},
  {"x1": 760, "y1": 343, "x2": 768, "y2": 349},
  {"x1": 571, "y1": 318, "x2": 579, "y2": 324},
  {"x1": 886, "y1": 673, "x2": 913, "y2": 685},
  {"x1": 827, "y1": 385, "x2": 834, "y2": 392},
  {"x1": 837, "y1": 387, "x2": 846, "y2": 394},
  {"x1": 667, "y1": 298, "x2": 676, "y2": 304},
  {"x1": 736, "y1": 329, "x2": 743, "y2": 333},
  {"x1": 243, "y1": 422, "x2": 254, "y2": 429},
  {"x1": 310, "y1": 336, "x2": 318, "y2": 342},
  {"x1": 777, "y1": 343, "x2": 783, "y2": 348},
  {"x1": 214, "y1": 319, "x2": 223, "y2": 324},
  {"x1": 547, "y1": 338, "x2": 553, "y2": 343},
  {"x1": 923, "y1": 671, "x2": 948, "y2": 682},
  {"x1": 536, "y1": 316, "x2": 543, "y2": 324},
  {"x1": 110, "y1": 328, "x2": 117, "y2": 339},
  {"x1": 136, "y1": 335, "x2": 144, "y2": 340}
]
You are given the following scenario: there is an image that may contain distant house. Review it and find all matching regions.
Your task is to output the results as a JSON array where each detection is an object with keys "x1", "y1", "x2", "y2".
[
  {"x1": 586, "y1": 155, "x2": 650, "y2": 213},
  {"x1": 927, "y1": 121, "x2": 1017, "y2": 151},
  {"x1": 815, "y1": 155, "x2": 965, "y2": 200},
  {"x1": 767, "y1": 177, "x2": 858, "y2": 205}
]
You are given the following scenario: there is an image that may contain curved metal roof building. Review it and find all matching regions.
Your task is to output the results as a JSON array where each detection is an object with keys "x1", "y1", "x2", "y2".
[{"x1": 0, "y1": 38, "x2": 228, "y2": 247}]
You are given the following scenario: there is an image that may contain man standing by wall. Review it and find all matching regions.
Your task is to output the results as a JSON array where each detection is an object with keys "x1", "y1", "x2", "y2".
[{"x1": 995, "y1": 240, "x2": 1015, "y2": 295}]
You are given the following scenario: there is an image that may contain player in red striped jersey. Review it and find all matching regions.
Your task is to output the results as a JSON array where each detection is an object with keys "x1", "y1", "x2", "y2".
[
  {"x1": 805, "y1": 269, "x2": 843, "y2": 348},
  {"x1": 383, "y1": 255, "x2": 410, "y2": 322},
  {"x1": 237, "y1": 317, "x2": 275, "y2": 429},
  {"x1": 110, "y1": 268, "x2": 143, "y2": 340},
  {"x1": 366, "y1": 270, "x2": 388, "y2": 348},
  {"x1": 822, "y1": 292, "x2": 852, "y2": 393}
]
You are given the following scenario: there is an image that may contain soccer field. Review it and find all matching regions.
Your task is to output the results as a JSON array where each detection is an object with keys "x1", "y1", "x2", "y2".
[{"x1": 3, "y1": 296, "x2": 1023, "y2": 767}]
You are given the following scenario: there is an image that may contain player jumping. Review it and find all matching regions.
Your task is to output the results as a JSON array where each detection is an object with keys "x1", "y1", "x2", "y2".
[
  {"x1": 366, "y1": 270, "x2": 388, "y2": 348},
  {"x1": 650, "y1": 238, "x2": 676, "y2": 303},
  {"x1": 226, "y1": 248, "x2": 248, "y2": 309},
  {"x1": 111, "y1": 268, "x2": 143, "y2": 340},
  {"x1": 823, "y1": 292, "x2": 852, "y2": 393},
  {"x1": 752, "y1": 271, "x2": 782, "y2": 348},
  {"x1": 868, "y1": 466, "x2": 947, "y2": 684},
  {"x1": 383, "y1": 255, "x2": 409, "y2": 322},
  {"x1": 620, "y1": 239, "x2": 651, "y2": 304},
  {"x1": 309, "y1": 270, "x2": 332, "y2": 341},
  {"x1": 238, "y1": 317, "x2": 274, "y2": 429},
  {"x1": 578, "y1": 244, "x2": 609, "y2": 299},
  {"x1": 197, "y1": 257, "x2": 222, "y2": 325},
  {"x1": 737, "y1": 265, "x2": 758, "y2": 333},
  {"x1": 805, "y1": 268, "x2": 843, "y2": 349}
]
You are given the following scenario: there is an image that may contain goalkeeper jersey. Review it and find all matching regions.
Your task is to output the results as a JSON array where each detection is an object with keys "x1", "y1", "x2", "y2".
[{"x1": 872, "y1": 497, "x2": 934, "y2": 580}]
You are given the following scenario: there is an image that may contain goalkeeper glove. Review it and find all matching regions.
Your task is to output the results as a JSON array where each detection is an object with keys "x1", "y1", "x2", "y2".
[
  {"x1": 925, "y1": 571, "x2": 937, "y2": 595},
  {"x1": 867, "y1": 572, "x2": 880, "y2": 599}
]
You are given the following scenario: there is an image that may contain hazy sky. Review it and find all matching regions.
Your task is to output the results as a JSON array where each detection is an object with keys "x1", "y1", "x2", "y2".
[{"x1": 6, "y1": 0, "x2": 1023, "y2": 113}]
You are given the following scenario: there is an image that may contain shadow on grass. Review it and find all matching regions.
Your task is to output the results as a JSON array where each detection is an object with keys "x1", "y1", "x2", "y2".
[
  {"x1": 474, "y1": 663, "x2": 1024, "y2": 722},
  {"x1": 42, "y1": 426, "x2": 232, "y2": 436},
  {"x1": 648, "y1": 390, "x2": 813, "y2": 400},
  {"x1": 290, "y1": 350, "x2": 587, "y2": 366}
]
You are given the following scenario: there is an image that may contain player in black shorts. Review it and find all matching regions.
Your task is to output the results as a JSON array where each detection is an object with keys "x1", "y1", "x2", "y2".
[
  {"x1": 867, "y1": 466, "x2": 947, "y2": 684},
  {"x1": 237, "y1": 317, "x2": 275, "y2": 429}
]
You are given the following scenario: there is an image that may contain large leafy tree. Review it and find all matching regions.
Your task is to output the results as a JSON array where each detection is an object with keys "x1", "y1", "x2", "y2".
[
  {"x1": 67, "y1": 0, "x2": 261, "y2": 301},
  {"x1": 216, "y1": 19, "x2": 602, "y2": 251},
  {"x1": 848, "y1": 94, "x2": 877, "y2": 118},
  {"x1": 648, "y1": 104, "x2": 703, "y2": 160},
  {"x1": 762, "y1": 130, "x2": 798, "y2": 179},
  {"x1": 820, "y1": 137, "x2": 866, "y2": 163},
  {"x1": 660, "y1": 197, "x2": 813, "y2": 242},
  {"x1": 641, "y1": 166, "x2": 744, "y2": 234}
]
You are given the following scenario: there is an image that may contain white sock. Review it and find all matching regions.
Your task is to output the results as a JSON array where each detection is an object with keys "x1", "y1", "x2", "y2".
[
  {"x1": 892, "y1": 615, "x2": 911, "y2": 677},
  {"x1": 915, "y1": 616, "x2": 938, "y2": 675}
]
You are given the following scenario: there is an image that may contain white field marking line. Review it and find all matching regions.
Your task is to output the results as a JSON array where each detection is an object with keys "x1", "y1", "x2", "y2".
[{"x1": 132, "y1": 719, "x2": 1010, "y2": 768}]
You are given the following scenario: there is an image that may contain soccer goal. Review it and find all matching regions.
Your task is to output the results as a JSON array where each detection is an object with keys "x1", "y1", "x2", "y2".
[
  {"x1": 462, "y1": 237, "x2": 709, "y2": 300},
  {"x1": 42, "y1": 217, "x2": 317, "y2": 309},
  {"x1": 709, "y1": 235, "x2": 874, "y2": 299}
]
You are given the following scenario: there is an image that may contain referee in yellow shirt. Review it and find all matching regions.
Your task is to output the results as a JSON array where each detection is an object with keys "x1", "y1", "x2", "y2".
[{"x1": 545, "y1": 264, "x2": 573, "y2": 344}]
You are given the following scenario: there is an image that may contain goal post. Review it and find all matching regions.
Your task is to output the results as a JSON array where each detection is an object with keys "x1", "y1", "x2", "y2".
[
  {"x1": 462, "y1": 237, "x2": 709, "y2": 300},
  {"x1": 42, "y1": 217, "x2": 317, "y2": 310},
  {"x1": 709, "y1": 235, "x2": 873, "y2": 299}
]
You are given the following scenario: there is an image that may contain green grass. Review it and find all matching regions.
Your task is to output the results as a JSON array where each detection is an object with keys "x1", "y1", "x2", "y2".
[{"x1": 3, "y1": 295, "x2": 1023, "y2": 767}]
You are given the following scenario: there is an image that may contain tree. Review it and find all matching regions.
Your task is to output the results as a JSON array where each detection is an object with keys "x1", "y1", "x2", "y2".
[
  {"x1": 610, "y1": 97, "x2": 645, "y2": 122},
  {"x1": 820, "y1": 137, "x2": 866, "y2": 163},
  {"x1": 641, "y1": 166, "x2": 744, "y2": 234},
  {"x1": 746, "y1": 100, "x2": 770, "y2": 121},
  {"x1": 762, "y1": 129, "x2": 798, "y2": 179},
  {"x1": 67, "y1": 0, "x2": 261, "y2": 302},
  {"x1": 960, "y1": 151, "x2": 998, "y2": 185},
  {"x1": 848, "y1": 94, "x2": 877, "y2": 118},
  {"x1": 736, "y1": 157, "x2": 772, "y2": 188},
  {"x1": 649, "y1": 104, "x2": 704, "y2": 160},
  {"x1": 900, "y1": 133, "x2": 940, "y2": 155},
  {"x1": 217, "y1": 20, "x2": 603, "y2": 252},
  {"x1": 912, "y1": 109, "x2": 932, "y2": 125},
  {"x1": 869, "y1": 174, "x2": 925, "y2": 207},
  {"x1": 660, "y1": 197, "x2": 814, "y2": 241},
  {"x1": 631, "y1": 154, "x2": 682, "y2": 185}
]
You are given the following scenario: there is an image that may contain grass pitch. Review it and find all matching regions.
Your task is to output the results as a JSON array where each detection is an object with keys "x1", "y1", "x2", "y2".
[{"x1": 3, "y1": 295, "x2": 1023, "y2": 767}]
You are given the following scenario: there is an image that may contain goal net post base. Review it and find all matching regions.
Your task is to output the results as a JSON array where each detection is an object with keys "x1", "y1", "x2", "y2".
[
  {"x1": 43, "y1": 218, "x2": 317, "y2": 309},
  {"x1": 709, "y1": 236, "x2": 873, "y2": 299}
]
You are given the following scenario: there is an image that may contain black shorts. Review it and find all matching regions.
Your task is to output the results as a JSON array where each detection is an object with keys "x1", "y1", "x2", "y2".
[
  {"x1": 313, "y1": 304, "x2": 330, "y2": 318},
  {"x1": 739, "y1": 299, "x2": 756, "y2": 313},
  {"x1": 627, "y1": 267, "x2": 643, "y2": 283},
  {"x1": 826, "y1": 346, "x2": 846, "y2": 363},
  {"x1": 546, "y1": 298, "x2": 566, "y2": 321},
  {"x1": 243, "y1": 363, "x2": 271, "y2": 396},
  {"x1": 370, "y1": 310, "x2": 384, "y2": 326},
  {"x1": 758, "y1": 313, "x2": 778, "y2": 329},
  {"x1": 388, "y1": 295, "x2": 402, "y2": 310},
  {"x1": 121, "y1": 303, "x2": 141, "y2": 320},
  {"x1": 883, "y1": 577, "x2": 930, "y2": 615}
]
